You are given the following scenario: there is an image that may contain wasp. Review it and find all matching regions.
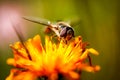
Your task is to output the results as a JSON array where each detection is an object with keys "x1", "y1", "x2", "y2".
[{"x1": 23, "y1": 16, "x2": 75, "y2": 41}]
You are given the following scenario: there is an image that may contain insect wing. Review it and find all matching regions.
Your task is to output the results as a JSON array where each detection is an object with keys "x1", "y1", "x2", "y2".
[{"x1": 23, "y1": 16, "x2": 51, "y2": 26}]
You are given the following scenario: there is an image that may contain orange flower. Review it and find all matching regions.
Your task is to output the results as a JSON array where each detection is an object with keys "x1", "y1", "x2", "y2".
[{"x1": 6, "y1": 35, "x2": 100, "y2": 80}]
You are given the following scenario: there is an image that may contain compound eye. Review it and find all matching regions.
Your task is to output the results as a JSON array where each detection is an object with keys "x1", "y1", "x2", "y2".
[
  {"x1": 66, "y1": 27, "x2": 75, "y2": 37},
  {"x1": 59, "y1": 27, "x2": 67, "y2": 37},
  {"x1": 67, "y1": 29, "x2": 73, "y2": 35}
]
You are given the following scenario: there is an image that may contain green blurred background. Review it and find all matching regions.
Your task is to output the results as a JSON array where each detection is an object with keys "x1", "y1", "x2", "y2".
[{"x1": 0, "y1": 0, "x2": 120, "y2": 80}]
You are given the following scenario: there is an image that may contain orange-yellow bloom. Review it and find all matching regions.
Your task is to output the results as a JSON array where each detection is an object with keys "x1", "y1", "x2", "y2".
[{"x1": 6, "y1": 35, "x2": 100, "y2": 80}]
